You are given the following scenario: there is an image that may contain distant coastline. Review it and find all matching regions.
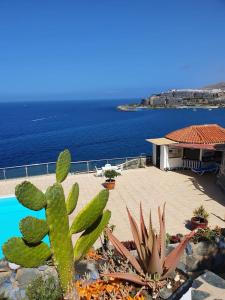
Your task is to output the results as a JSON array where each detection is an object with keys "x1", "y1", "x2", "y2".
[
  {"x1": 117, "y1": 104, "x2": 221, "y2": 112},
  {"x1": 117, "y1": 85, "x2": 225, "y2": 111}
]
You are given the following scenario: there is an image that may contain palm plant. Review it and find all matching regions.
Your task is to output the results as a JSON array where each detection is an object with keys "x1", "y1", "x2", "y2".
[{"x1": 102, "y1": 203, "x2": 195, "y2": 286}]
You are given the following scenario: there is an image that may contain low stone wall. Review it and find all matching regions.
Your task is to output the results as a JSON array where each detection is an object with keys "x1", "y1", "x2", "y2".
[
  {"x1": 122, "y1": 157, "x2": 147, "y2": 169},
  {"x1": 167, "y1": 241, "x2": 225, "y2": 276},
  {"x1": 0, "y1": 259, "x2": 58, "y2": 300}
]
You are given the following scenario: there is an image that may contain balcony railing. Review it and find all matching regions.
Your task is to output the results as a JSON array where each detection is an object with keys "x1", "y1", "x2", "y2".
[
  {"x1": 0, "y1": 155, "x2": 151, "y2": 180},
  {"x1": 182, "y1": 159, "x2": 201, "y2": 169}
]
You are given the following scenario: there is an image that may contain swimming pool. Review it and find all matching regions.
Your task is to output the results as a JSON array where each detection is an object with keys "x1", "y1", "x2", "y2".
[{"x1": 0, "y1": 196, "x2": 47, "y2": 258}]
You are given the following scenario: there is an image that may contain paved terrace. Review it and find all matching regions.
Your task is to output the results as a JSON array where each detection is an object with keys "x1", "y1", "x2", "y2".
[{"x1": 0, "y1": 167, "x2": 225, "y2": 242}]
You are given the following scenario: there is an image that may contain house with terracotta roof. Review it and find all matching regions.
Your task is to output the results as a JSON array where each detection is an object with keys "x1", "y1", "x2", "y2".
[{"x1": 147, "y1": 124, "x2": 225, "y2": 172}]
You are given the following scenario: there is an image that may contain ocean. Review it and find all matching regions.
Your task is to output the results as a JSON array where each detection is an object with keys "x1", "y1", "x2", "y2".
[{"x1": 1, "y1": 99, "x2": 225, "y2": 168}]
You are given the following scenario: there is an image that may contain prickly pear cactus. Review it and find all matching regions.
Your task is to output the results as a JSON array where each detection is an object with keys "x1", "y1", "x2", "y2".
[{"x1": 2, "y1": 149, "x2": 111, "y2": 295}]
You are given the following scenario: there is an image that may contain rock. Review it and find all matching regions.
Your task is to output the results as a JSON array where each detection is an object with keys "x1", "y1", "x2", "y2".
[
  {"x1": 174, "y1": 274, "x2": 180, "y2": 282},
  {"x1": 8, "y1": 262, "x2": 20, "y2": 271},
  {"x1": 38, "y1": 265, "x2": 48, "y2": 271},
  {"x1": 201, "y1": 271, "x2": 225, "y2": 289},
  {"x1": 192, "y1": 279, "x2": 203, "y2": 289},
  {"x1": 192, "y1": 271, "x2": 225, "y2": 300},
  {"x1": 15, "y1": 268, "x2": 40, "y2": 287},
  {"x1": 177, "y1": 262, "x2": 187, "y2": 273},
  {"x1": 191, "y1": 290, "x2": 210, "y2": 300},
  {"x1": 0, "y1": 265, "x2": 60, "y2": 300},
  {"x1": 185, "y1": 242, "x2": 193, "y2": 255},
  {"x1": 158, "y1": 286, "x2": 173, "y2": 299},
  {"x1": 19, "y1": 288, "x2": 26, "y2": 299},
  {"x1": 185, "y1": 255, "x2": 198, "y2": 272},
  {"x1": 42, "y1": 266, "x2": 58, "y2": 280},
  {"x1": 193, "y1": 242, "x2": 217, "y2": 256},
  {"x1": 0, "y1": 259, "x2": 10, "y2": 272},
  {"x1": 0, "y1": 281, "x2": 21, "y2": 300},
  {"x1": 0, "y1": 271, "x2": 11, "y2": 285},
  {"x1": 75, "y1": 260, "x2": 100, "y2": 280}
]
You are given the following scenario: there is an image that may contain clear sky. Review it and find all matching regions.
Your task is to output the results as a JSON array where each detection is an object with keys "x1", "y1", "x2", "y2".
[{"x1": 0, "y1": 0, "x2": 225, "y2": 101}]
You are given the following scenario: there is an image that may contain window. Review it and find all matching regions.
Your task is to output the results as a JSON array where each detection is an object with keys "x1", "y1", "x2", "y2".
[
  {"x1": 168, "y1": 147, "x2": 182, "y2": 158},
  {"x1": 183, "y1": 148, "x2": 200, "y2": 160}
]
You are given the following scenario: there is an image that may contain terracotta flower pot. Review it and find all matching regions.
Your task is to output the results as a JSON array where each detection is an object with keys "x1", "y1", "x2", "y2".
[
  {"x1": 191, "y1": 217, "x2": 208, "y2": 230},
  {"x1": 103, "y1": 180, "x2": 115, "y2": 190}
]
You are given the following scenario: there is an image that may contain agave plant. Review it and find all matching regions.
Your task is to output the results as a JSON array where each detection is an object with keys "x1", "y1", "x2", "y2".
[{"x1": 102, "y1": 203, "x2": 195, "y2": 286}]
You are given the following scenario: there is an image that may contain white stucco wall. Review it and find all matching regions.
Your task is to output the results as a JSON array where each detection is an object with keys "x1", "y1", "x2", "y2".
[
  {"x1": 152, "y1": 144, "x2": 183, "y2": 170},
  {"x1": 159, "y1": 146, "x2": 183, "y2": 170},
  {"x1": 152, "y1": 144, "x2": 156, "y2": 165},
  {"x1": 160, "y1": 145, "x2": 167, "y2": 170}
]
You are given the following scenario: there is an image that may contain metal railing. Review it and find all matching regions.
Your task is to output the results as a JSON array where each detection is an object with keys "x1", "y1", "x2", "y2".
[{"x1": 0, "y1": 155, "x2": 151, "y2": 180}]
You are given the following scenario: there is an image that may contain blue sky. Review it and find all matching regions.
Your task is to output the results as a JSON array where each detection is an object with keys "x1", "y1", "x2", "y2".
[{"x1": 0, "y1": 0, "x2": 225, "y2": 101}]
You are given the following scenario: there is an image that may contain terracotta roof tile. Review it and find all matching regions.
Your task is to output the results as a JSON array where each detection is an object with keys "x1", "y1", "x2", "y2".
[{"x1": 165, "y1": 124, "x2": 225, "y2": 144}]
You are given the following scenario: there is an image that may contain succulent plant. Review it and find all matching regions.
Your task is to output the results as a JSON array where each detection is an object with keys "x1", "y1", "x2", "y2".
[
  {"x1": 193, "y1": 205, "x2": 209, "y2": 220},
  {"x1": 2, "y1": 149, "x2": 111, "y2": 295},
  {"x1": 102, "y1": 203, "x2": 195, "y2": 286}
]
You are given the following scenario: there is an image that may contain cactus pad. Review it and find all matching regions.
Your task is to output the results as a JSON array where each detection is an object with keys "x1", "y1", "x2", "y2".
[
  {"x1": 66, "y1": 183, "x2": 79, "y2": 215},
  {"x1": 70, "y1": 189, "x2": 109, "y2": 234},
  {"x1": 19, "y1": 216, "x2": 49, "y2": 244},
  {"x1": 45, "y1": 183, "x2": 74, "y2": 292},
  {"x1": 2, "y1": 237, "x2": 51, "y2": 267},
  {"x1": 15, "y1": 181, "x2": 46, "y2": 211},
  {"x1": 3, "y1": 150, "x2": 110, "y2": 296},
  {"x1": 74, "y1": 210, "x2": 111, "y2": 261},
  {"x1": 56, "y1": 149, "x2": 71, "y2": 183}
]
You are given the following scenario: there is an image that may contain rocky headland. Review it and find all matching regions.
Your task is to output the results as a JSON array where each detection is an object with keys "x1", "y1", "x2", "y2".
[{"x1": 118, "y1": 82, "x2": 225, "y2": 111}]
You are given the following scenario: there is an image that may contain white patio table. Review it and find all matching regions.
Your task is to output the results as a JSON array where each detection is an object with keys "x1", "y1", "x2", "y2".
[{"x1": 102, "y1": 165, "x2": 118, "y2": 174}]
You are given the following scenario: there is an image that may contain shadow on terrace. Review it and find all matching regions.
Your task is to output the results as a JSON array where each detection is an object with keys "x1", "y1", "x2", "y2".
[{"x1": 177, "y1": 169, "x2": 225, "y2": 221}]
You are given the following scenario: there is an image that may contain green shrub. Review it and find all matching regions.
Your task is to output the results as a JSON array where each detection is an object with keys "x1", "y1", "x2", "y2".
[
  {"x1": 192, "y1": 227, "x2": 222, "y2": 244},
  {"x1": 104, "y1": 170, "x2": 119, "y2": 181},
  {"x1": 26, "y1": 275, "x2": 62, "y2": 300}
]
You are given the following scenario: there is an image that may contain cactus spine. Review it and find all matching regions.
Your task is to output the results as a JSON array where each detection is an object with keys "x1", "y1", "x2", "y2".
[{"x1": 2, "y1": 149, "x2": 111, "y2": 295}]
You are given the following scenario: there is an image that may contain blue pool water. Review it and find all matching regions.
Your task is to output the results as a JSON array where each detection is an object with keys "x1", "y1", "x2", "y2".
[{"x1": 0, "y1": 196, "x2": 47, "y2": 258}]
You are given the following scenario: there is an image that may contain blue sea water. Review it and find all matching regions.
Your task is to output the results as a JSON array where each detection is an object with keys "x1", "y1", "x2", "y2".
[
  {"x1": 1, "y1": 99, "x2": 225, "y2": 168},
  {"x1": 0, "y1": 196, "x2": 47, "y2": 258},
  {"x1": 1, "y1": 100, "x2": 225, "y2": 257}
]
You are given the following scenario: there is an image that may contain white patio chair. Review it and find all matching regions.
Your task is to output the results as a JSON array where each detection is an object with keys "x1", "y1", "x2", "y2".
[
  {"x1": 115, "y1": 164, "x2": 123, "y2": 175},
  {"x1": 95, "y1": 166, "x2": 103, "y2": 177}
]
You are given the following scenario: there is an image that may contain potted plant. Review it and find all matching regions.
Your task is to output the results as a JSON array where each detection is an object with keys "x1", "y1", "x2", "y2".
[
  {"x1": 103, "y1": 170, "x2": 118, "y2": 190},
  {"x1": 98, "y1": 203, "x2": 195, "y2": 299},
  {"x1": 191, "y1": 205, "x2": 209, "y2": 229}
]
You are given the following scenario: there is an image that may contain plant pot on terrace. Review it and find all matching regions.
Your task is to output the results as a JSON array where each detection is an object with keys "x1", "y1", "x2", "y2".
[
  {"x1": 191, "y1": 205, "x2": 209, "y2": 230},
  {"x1": 103, "y1": 170, "x2": 119, "y2": 190}
]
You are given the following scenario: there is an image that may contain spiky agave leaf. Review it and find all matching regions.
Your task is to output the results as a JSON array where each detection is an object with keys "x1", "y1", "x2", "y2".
[
  {"x1": 147, "y1": 232, "x2": 163, "y2": 276},
  {"x1": 106, "y1": 228, "x2": 143, "y2": 275},
  {"x1": 140, "y1": 203, "x2": 148, "y2": 245},
  {"x1": 126, "y1": 207, "x2": 145, "y2": 264},
  {"x1": 147, "y1": 209, "x2": 154, "y2": 253},
  {"x1": 162, "y1": 230, "x2": 195, "y2": 278},
  {"x1": 158, "y1": 203, "x2": 166, "y2": 265},
  {"x1": 101, "y1": 272, "x2": 146, "y2": 286}
]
